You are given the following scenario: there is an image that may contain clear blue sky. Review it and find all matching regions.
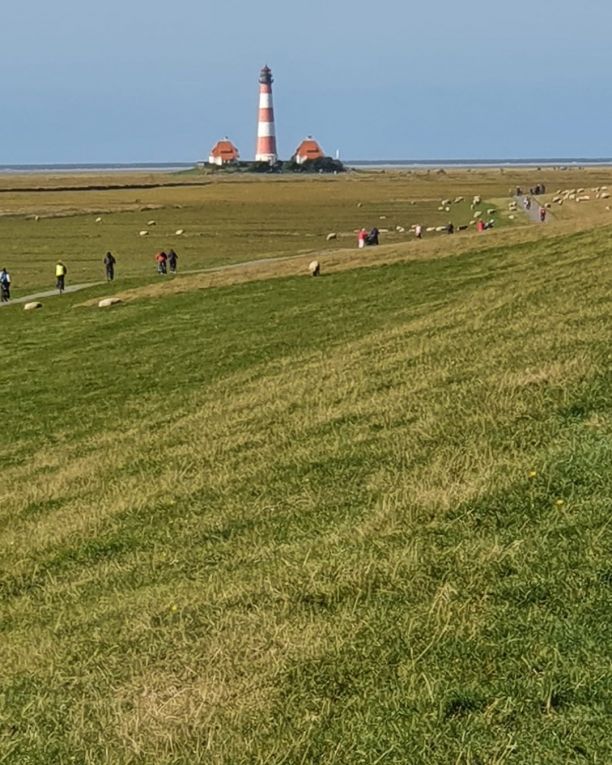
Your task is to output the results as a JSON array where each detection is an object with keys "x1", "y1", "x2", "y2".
[{"x1": 2, "y1": 0, "x2": 611, "y2": 163}]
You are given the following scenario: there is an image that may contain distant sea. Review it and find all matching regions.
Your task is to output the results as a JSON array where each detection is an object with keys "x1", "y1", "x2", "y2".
[
  {"x1": 2, "y1": 159, "x2": 612, "y2": 173},
  {"x1": 349, "y1": 158, "x2": 612, "y2": 168}
]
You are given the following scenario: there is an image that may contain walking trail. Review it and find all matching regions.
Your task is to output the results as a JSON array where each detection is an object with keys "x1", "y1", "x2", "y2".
[{"x1": 0, "y1": 253, "x2": 307, "y2": 308}]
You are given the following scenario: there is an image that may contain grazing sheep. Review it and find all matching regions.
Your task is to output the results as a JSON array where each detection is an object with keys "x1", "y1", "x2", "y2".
[
  {"x1": 24, "y1": 302, "x2": 42, "y2": 311},
  {"x1": 473, "y1": 195, "x2": 481, "y2": 204},
  {"x1": 486, "y1": 208, "x2": 496, "y2": 215},
  {"x1": 147, "y1": 220, "x2": 156, "y2": 226},
  {"x1": 175, "y1": 229, "x2": 184, "y2": 235},
  {"x1": 473, "y1": 211, "x2": 482, "y2": 218},
  {"x1": 308, "y1": 260, "x2": 320, "y2": 277},
  {"x1": 326, "y1": 232, "x2": 337, "y2": 241},
  {"x1": 601, "y1": 192, "x2": 610, "y2": 199},
  {"x1": 95, "y1": 216, "x2": 103, "y2": 223},
  {"x1": 139, "y1": 230, "x2": 149, "y2": 237},
  {"x1": 98, "y1": 298, "x2": 122, "y2": 308},
  {"x1": 426, "y1": 226, "x2": 436, "y2": 232},
  {"x1": 454, "y1": 196, "x2": 464, "y2": 203}
]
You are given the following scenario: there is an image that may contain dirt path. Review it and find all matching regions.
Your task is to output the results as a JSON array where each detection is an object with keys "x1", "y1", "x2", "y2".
[
  {"x1": 519, "y1": 195, "x2": 548, "y2": 224},
  {"x1": 0, "y1": 252, "x2": 309, "y2": 308},
  {"x1": 1, "y1": 282, "x2": 104, "y2": 307}
]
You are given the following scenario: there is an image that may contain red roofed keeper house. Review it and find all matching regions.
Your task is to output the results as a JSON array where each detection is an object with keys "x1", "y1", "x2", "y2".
[
  {"x1": 294, "y1": 137, "x2": 325, "y2": 164},
  {"x1": 209, "y1": 139, "x2": 240, "y2": 166}
]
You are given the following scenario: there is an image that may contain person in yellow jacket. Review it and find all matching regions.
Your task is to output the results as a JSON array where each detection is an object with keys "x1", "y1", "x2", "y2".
[{"x1": 55, "y1": 261, "x2": 67, "y2": 293}]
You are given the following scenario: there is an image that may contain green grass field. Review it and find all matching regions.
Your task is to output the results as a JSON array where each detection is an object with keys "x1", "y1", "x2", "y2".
[{"x1": 1, "y1": 170, "x2": 611, "y2": 764}]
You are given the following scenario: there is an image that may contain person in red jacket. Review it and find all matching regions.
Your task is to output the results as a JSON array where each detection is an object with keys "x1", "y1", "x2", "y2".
[
  {"x1": 155, "y1": 251, "x2": 168, "y2": 274},
  {"x1": 539, "y1": 207, "x2": 547, "y2": 223},
  {"x1": 476, "y1": 219, "x2": 485, "y2": 233}
]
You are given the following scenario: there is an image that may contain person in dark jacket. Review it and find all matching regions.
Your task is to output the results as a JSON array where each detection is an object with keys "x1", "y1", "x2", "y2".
[
  {"x1": 366, "y1": 227, "x2": 379, "y2": 245},
  {"x1": 0, "y1": 267, "x2": 11, "y2": 302},
  {"x1": 167, "y1": 249, "x2": 178, "y2": 273},
  {"x1": 104, "y1": 251, "x2": 116, "y2": 281}
]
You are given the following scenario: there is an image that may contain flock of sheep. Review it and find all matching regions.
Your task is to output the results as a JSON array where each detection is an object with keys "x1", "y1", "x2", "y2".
[
  {"x1": 367, "y1": 194, "x2": 497, "y2": 236},
  {"x1": 549, "y1": 186, "x2": 610, "y2": 208}
]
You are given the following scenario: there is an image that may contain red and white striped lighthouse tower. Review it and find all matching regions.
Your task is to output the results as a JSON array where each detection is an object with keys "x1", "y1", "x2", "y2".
[{"x1": 255, "y1": 65, "x2": 278, "y2": 163}]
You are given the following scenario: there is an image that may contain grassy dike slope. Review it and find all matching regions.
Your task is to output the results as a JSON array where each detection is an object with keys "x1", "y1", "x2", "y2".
[{"x1": 1, "y1": 228, "x2": 611, "y2": 763}]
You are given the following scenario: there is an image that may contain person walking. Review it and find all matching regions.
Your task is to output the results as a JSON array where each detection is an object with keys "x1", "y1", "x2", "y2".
[
  {"x1": 167, "y1": 249, "x2": 178, "y2": 274},
  {"x1": 415, "y1": 224, "x2": 423, "y2": 239},
  {"x1": 0, "y1": 267, "x2": 11, "y2": 303},
  {"x1": 366, "y1": 227, "x2": 379, "y2": 246},
  {"x1": 55, "y1": 261, "x2": 67, "y2": 293},
  {"x1": 104, "y1": 251, "x2": 116, "y2": 281},
  {"x1": 357, "y1": 228, "x2": 368, "y2": 249},
  {"x1": 155, "y1": 251, "x2": 168, "y2": 274},
  {"x1": 539, "y1": 207, "x2": 547, "y2": 223}
]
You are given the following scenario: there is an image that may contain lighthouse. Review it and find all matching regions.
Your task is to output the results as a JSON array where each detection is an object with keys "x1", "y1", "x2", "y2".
[{"x1": 255, "y1": 65, "x2": 278, "y2": 163}]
